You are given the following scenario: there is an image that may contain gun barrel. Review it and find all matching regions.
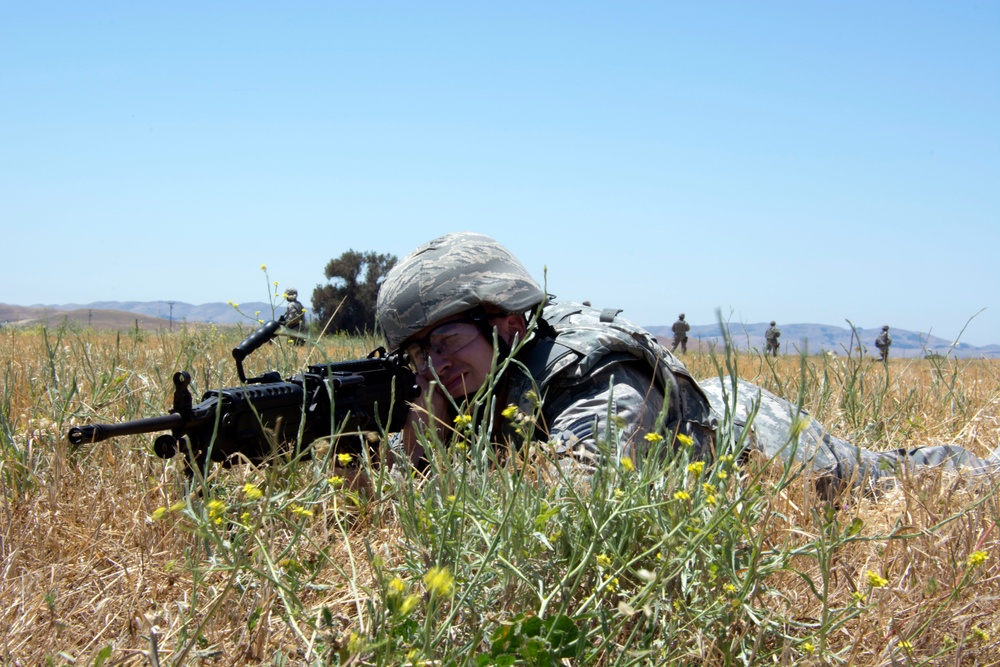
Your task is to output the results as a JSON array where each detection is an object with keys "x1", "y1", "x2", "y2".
[
  {"x1": 68, "y1": 413, "x2": 185, "y2": 445},
  {"x1": 233, "y1": 320, "x2": 283, "y2": 362}
]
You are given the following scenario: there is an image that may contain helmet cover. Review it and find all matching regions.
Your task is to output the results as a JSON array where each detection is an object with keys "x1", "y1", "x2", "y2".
[{"x1": 377, "y1": 232, "x2": 544, "y2": 349}]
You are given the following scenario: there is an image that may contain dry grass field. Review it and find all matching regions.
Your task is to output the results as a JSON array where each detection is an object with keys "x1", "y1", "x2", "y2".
[{"x1": 2, "y1": 324, "x2": 999, "y2": 666}]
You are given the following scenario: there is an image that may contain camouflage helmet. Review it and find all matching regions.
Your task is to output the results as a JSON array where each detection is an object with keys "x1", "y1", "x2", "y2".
[
  {"x1": 882, "y1": 325, "x2": 890, "y2": 330},
  {"x1": 678, "y1": 313, "x2": 685, "y2": 320},
  {"x1": 286, "y1": 288, "x2": 298, "y2": 299},
  {"x1": 770, "y1": 321, "x2": 776, "y2": 326},
  {"x1": 377, "y1": 232, "x2": 545, "y2": 349}
]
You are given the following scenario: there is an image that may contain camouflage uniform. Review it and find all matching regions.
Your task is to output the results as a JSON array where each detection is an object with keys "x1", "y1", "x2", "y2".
[
  {"x1": 508, "y1": 307, "x2": 996, "y2": 493},
  {"x1": 283, "y1": 289, "x2": 306, "y2": 345},
  {"x1": 875, "y1": 326, "x2": 892, "y2": 362},
  {"x1": 502, "y1": 301, "x2": 715, "y2": 472},
  {"x1": 765, "y1": 322, "x2": 781, "y2": 357},
  {"x1": 670, "y1": 314, "x2": 690, "y2": 354},
  {"x1": 697, "y1": 377, "x2": 996, "y2": 495},
  {"x1": 377, "y1": 232, "x2": 998, "y2": 490}
]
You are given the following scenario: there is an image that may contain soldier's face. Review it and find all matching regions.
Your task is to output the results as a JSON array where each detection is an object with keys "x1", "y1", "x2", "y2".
[{"x1": 406, "y1": 313, "x2": 526, "y2": 399}]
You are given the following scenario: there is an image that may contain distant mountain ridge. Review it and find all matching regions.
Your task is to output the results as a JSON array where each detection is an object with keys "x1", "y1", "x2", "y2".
[
  {"x1": 3, "y1": 302, "x2": 998, "y2": 358},
  {"x1": 5, "y1": 300, "x2": 278, "y2": 326}
]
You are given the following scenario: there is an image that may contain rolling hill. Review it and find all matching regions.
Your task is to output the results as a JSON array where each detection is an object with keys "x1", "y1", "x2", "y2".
[{"x1": 3, "y1": 302, "x2": 997, "y2": 358}]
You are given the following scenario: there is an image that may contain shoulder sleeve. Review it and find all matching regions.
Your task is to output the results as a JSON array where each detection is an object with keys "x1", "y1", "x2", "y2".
[{"x1": 541, "y1": 361, "x2": 664, "y2": 473}]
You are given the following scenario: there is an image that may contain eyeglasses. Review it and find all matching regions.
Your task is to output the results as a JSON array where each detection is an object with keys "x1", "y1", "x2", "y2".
[{"x1": 403, "y1": 320, "x2": 484, "y2": 372}]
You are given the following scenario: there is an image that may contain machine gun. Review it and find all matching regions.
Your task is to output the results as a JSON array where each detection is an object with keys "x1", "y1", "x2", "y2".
[{"x1": 67, "y1": 319, "x2": 418, "y2": 476}]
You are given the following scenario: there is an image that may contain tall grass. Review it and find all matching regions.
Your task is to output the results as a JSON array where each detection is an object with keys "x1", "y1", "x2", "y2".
[{"x1": 1, "y1": 323, "x2": 998, "y2": 666}]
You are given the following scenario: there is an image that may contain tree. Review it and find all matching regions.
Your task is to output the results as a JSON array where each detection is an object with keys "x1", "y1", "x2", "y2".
[{"x1": 311, "y1": 250, "x2": 397, "y2": 334}]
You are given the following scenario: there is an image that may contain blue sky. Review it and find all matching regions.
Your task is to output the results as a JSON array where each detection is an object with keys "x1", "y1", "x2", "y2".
[{"x1": 3, "y1": 2, "x2": 998, "y2": 346}]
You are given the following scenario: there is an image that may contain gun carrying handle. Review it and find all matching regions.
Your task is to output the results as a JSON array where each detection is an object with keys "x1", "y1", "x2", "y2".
[{"x1": 233, "y1": 320, "x2": 283, "y2": 382}]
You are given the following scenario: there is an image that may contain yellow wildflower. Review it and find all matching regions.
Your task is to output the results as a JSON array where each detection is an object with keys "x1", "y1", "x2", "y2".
[
  {"x1": 673, "y1": 490, "x2": 691, "y2": 501},
  {"x1": 169, "y1": 501, "x2": 186, "y2": 512},
  {"x1": 152, "y1": 507, "x2": 168, "y2": 521},
  {"x1": 328, "y1": 475, "x2": 344, "y2": 488},
  {"x1": 971, "y1": 627, "x2": 990, "y2": 642},
  {"x1": 501, "y1": 405, "x2": 518, "y2": 419},
  {"x1": 620, "y1": 456, "x2": 635, "y2": 472},
  {"x1": 454, "y1": 414, "x2": 473, "y2": 428},
  {"x1": 243, "y1": 483, "x2": 263, "y2": 500},
  {"x1": 291, "y1": 504, "x2": 313, "y2": 517},
  {"x1": 337, "y1": 452, "x2": 353, "y2": 466},
  {"x1": 866, "y1": 570, "x2": 889, "y2": 588},
  {"x1": 717, "y1": 470, "x2": 728, "y2": 480},
  {"x1": 899, "y1": 640, "x2": 913, "y2": 650},
  {"x1": 260, "y1": 264, "x2": 267, "y2": 270},
  {"x1": 388, "y1": 577, "x2": 406, "y2": 594},
  {"x1": 706, "y1": 494, "x2": 717, "y2": 505},
  {"x1": 596, "y1": 553, "x2": 613, "y2": 568},
  {"x1": 400, "y1": 594, "x2": 420, "y2": 615},
  {"x1": 423, "y1": 566, "x2": 455, "y2": 597},
  {"x1": 206, "y1": 499, "x2": 227, "y2": 519},
  {"x1": 644, "y1": 432, "x2": 664, "y2": 445},
  {"x1": 676, "y1": 433, "x2": 694, "y2": 447},
  {"x1": 967, "y1": 550, "x2": 989, "y2": 568},
  {"x1": 687, "y1": 461, "x2": 705, "y2": 474},
  {"x1": 801, "y1": 641, "x2": 815, "y2": 654},
  {"x1": 790, "y1": 415, "x2": 811, "y2": 439}
]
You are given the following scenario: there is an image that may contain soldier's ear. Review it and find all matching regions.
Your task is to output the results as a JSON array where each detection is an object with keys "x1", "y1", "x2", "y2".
[{"x1": 496, "y1": 314, "x2": 528, "y2": 345}]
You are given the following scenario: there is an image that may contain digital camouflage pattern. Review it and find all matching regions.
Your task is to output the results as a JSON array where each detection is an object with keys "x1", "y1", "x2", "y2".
[
  {"x1": 698, "y1": 377, "x2": 998, "y2": 495},
  {"x1": 379, "y1": 232, "x2": 997, "y2": 493},
  {"x1": 875, "y1": 326, "x2": 892, "y2": 362},
  {"x1": 671, "y1": 314, "x2": 690, "y2": 353},
  {"x1": 284, "y1": 291, "x2": 305, "y2": 329},
  {"x1": 282, "y1": 291, "x2": 306, "y2": 345},
  {"x1": 377, "y1": 232, "x2": 546, "y2": 349},
  {"x1": 765, "y1": 322, "x2": 780, "y2": 357},
  {"x1": 511, "y1": 307, "x2": 998, "y2": 494},
  {"x1": 506, "y1": 301, "x2": 716, "y2": 462}
]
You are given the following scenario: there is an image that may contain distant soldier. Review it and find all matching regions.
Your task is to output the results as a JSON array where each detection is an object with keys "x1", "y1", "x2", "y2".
[
  {"x1": 875, "y1": 325, "x2": 892, "y2": 362},
  {"x1": 671, "y1": 313, "x2": 690, "y2": 354},
  {"x1": 282, "y1": 288, "x2": 306, "y2": 345},
  {"x1": 765, "y1": 321, "x2": 781, "y2": 357}
]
